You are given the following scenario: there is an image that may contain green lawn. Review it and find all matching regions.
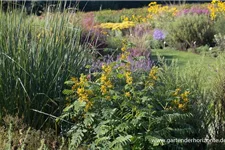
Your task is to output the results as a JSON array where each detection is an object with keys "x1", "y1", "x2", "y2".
[{"x1": 151, "y1": 48, "x2": 215, "y2": 67}]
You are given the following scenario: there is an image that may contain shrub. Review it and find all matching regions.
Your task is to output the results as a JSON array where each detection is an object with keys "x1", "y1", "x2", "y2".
[
  {"x1": 214, "y1": 33, "x2": 225, "y2": 51},
  {"x1": 106, "y1": 36, "x2": 124, "y2": 50},
  {"x1": 166, "y1": 14, "x2": 215, "y2": 50},
  {"x1": 213, "y1": 17, "x2": 225, "y2": 52},
  {"x1": 214, "y1": 16, "x2": 225, "y2": 35}
]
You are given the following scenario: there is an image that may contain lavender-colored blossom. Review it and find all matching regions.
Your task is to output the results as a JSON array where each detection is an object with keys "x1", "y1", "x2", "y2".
[
  {"x1": 127, "y1": 48, "x2": 152, "y2": 72},
  {"x1": 177, "y1": 8, "x2": 209, "y2": 16},
  {"x1": 91, "y1": 48, "x2": 152, "y2": 73},
  {"x1": 91, "y1": 55, "x2": 115, "y2": 72},
  {"x1": 153, "y1": 29, "x2": 166, "y2": 40}
]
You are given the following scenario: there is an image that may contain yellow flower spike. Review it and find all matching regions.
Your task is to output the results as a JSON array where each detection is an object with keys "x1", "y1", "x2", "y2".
[
  {"x1": 81, "y1": 94, "x2": 88, "y2": 101},
  {"x1": 121, "y1": 53, "x2": 127, "y2": 60},
  {"x1": 178, "y1": 103, "x2": 184, "y2": 109},
  {"x1": 124, "y1": 17, "x2": 129, "y2": 21},
  {"x1": 102, "y1": 64, "x2": 112, "y2": 75},
  {"x1": 180, "y1": 90, "x2": 190, "y2": 101},
  {"x1": 77, "y1": 87, "x2": 89, "y2": 101},
  {"x1": 173, "y1": 99, "x2": 179, "y2": 105},
  {"x1": 79, "y1": 74, "x2": 88, "y2": 87},
  {"x1": 173, "y1": 88, "x2": 181, "y2": 96},
  {"x1": 149, "y1": 66, "x2": 159, "y2": 80},
  {"x1": 71, "y1": 77, "x2": 78, "y2": 83},
  {"x1": 85, "y1": 101, "x2": 93, "y2": 112},
  {"x1": 184, "y1": 91, "x2": 190, "y2": 96},
  {"x1": 105, "y1": 80, "x2": 113, "y2": 88},
  {"x1": 77, "y1": 87, "x2": 84, "y2": 94},
  {"x1": 183, "y1": 98, "x2": 188, "y2": 103},
  {"x1": 106, "y1": 96, "x2": 111, "y2": 100},
  {"x1": 100, "y1": 74, "x2": 107, "y2": 82},
  {"x1": 101, "y1": 85, "x2": 107, "y2": 95},
  {"x1": 125, "y1": 71, "x2": 133, "y2": 85},
  {"x1": 102, "y1": 64, "x2": 106, "y2": 70},
  {"x1": 125, "y1": 92, "x2": 131, "y2": 97}
]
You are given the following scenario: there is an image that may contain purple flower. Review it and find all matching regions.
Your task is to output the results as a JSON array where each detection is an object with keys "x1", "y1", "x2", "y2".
[
  {"x1": 91, "y1": 48, "x2": 152, "y2": 73},
  {"x1": 177, "y1": 8, "x2": 209, "y2": 16},
  {"x1": 153, "y1": 29, "x2": 166, "y2": 40}
]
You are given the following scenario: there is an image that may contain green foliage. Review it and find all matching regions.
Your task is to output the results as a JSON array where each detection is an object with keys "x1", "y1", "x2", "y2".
[
  {"x1": 94, "y1": 8, "x2": 148, "y2": 23},
  {"x1": 214, "y1": 16, "x2": 225, "y2": 35},
  {"x1": 206, "y1": 54, "x2": 225, "y2": 149},
  {"x1": 214, "y1": 33, "x2": 225, "y2": 51},
  {"x1": 194, "y1": 45, "x2": 210, "y2": 54},
  {"x1": 153, "y1": 52, "x2": 225, "y2": 149},
  {"x1": 58, "y1": 58, "x2": 205, "y2": 149},
  {"x1": 166, "y1": 15, "x2": 215, "y2": 51},
  {"x1": 106, "y1": 36, "x2": 124, "y2": 50},
  {"x1": 150, "y1": 39, "x2": 165, "y2": 49}
]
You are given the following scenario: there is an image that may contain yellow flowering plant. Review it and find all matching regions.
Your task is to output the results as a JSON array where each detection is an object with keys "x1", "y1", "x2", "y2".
[
  {"x1": 208, "y1": 0, "x2": 225, "y2": 20},
  {"x1": 121, "y1": 15, "x2": 147, "y2": 23},
  {"x1": 58, "y1": 41, "x2": 197, "y2": 149},
  {"x1": 170, "y1": 88, "x2": 190, "y2": 111},
  {"x1": 147, "y1": 1, "x2": 178, "y2": 21}
]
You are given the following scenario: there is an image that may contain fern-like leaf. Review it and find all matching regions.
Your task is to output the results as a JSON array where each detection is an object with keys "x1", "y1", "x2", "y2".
[
  {"x1": 109, "y1": 135, "x2": 132, "y2": 149},
  {"x1": 69, "y1": 128, "x2": 85, "y2": 149}
]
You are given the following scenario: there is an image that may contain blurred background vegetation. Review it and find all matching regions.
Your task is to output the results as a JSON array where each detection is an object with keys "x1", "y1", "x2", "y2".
[{"x1": 1, "y1": 1, "x2": 208, "y2": 15}]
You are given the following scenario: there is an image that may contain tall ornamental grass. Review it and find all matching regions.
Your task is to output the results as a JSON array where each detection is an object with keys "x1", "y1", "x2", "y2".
[{"x1": 0, "y1": 6, "x2": 91, "y2": 128}]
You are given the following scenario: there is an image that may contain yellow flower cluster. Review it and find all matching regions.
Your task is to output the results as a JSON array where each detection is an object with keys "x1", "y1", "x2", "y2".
[
  {"x1": 125, "y1": 92, "x2": 131, "y2": 97},
  {"x1": 173, "y1": 88, "x2": 180, "y2": 96},
  {"x1": 147, "y1": 2, "x2": 178, "y2": 19},
  {"x1": 121, "y1": 15, "x2": 147, "y2": 23},
  {"x1": 125, "y1": 71, "x2": 133, "y2": 85},
  {"x1": 148, "y1": 2, "x2": 161, "y2": 15},
  {"x1": 120, "y1": 42, "x2": 130, "y2": 61},
  {"x1": 172, "y1": 88, "x2": 190, "y2": 111},
  {"x1": 149, "y1": 66, "x2": 159, "y2": 80},
  {"x1": 71, "y1": 75, "x2": 93, "y2": 111},
  {"x1": 118, "y1": 41, "x2": 133, "y2": 86},
  {"x1": 100, "y1": 64, "x2": 113, "y2": 96},
  {"x1": 208, "y1": 0, "x2": 225, "y2": 20},
  {"x1": 145, "y1": 66, "x2": 159, "y2": 87},
  {"x1": 98, "y1": 21, "x2": 135, "y2": 30},
  {"x1": 180, "y1": 91, "x2": 190, "y2": 103}
]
